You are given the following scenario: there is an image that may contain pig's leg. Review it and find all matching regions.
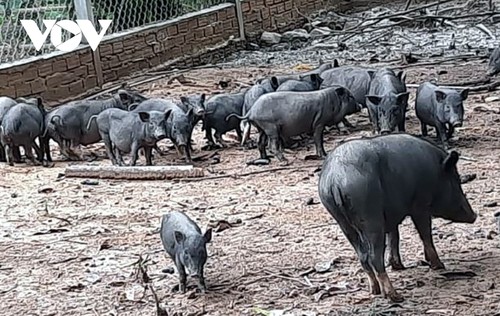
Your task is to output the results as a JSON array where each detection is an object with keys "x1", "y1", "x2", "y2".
[
  {"x1": 176, "y1": 262, "x2": 187, "y2": 293},
  {"x1": 335, "y1": 215, "x2": 380, "y2": 295},
  {"x1": 235, "y1": 126, "x2": 243, "y2": 142},
  {"x1": 41, "y1": 135, "x2": 52, "y2": 162},
  {"x1": 183, "y1": 145, "x2": 192, "y2": 163},
  {"x1": 4, "y1": 144, "x2": 14, "y2": 166},
  {"x1": 32, "y1": 140, "x2": 43, "y2": 162},
  {"x1": 435, "y1": 123, "x2": 449, "y2": 149},
  {"x1": 102, "y1": 134, "x2": 117, "y2": 165},
  {"x1": 269, "y1": 136, "x2": 286, "y2": 162},
  {"x1": 257, "y1": 131, "x2": 269, "y2": 159},
  {"x1": 411, "y1": 214, "x2": 445, "y2": 270},
  {"x1": 446, "y1": 124, "x2": 455, "y2": 140},
  {"x1": 114, "y1": 146, "x2": 125, "y2": 166},
  {"x1": 24, "y1": 143, "x2": 39, "y2": 166},
  {"x1": 387, "y1": 228, "x2": 405, "y2": 270},
  {"x1": 204, "y1": 126, "x2": 216, "y2": 148},
  {"x1": 12, "y1": 146, "x2": 22, "y2": 162},
  {"x1": 420, "y1": 123, "x2": 428, "y2": 137},
  {"x1": 144, "y1": 146, "x2": 153, "y2": 166},
  {"x1": 130, "y1": 142, "x2": 140, "y2": 166},
  {"x1": 367, "y1": 229, "x2": 403, "y2": 302},
  {"x1": 313, "y1": 125, "x2": 327, "y2": 158},
  {"x1": 197, "y1": 266, "x2": 207, "y2": 293},
  {"x1": 0, "y1": 144, "x2": 5, "y2": 162},
  {"x1": 397, "y1": 117, "x2": 406, "y2": 133}
]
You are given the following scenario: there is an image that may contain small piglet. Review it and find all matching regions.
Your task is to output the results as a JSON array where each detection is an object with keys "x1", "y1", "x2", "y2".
[
  {"x1": 415, "y1": 82, "x2": 469, "y2": 149},
  {"x1": 160, "y1": 211, "x2": 212, "y2": 293}
]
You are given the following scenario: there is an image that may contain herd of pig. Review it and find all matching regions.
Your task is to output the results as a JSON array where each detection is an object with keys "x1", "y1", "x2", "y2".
[
  {"x1": 0, "y1": 60, "x2": 482, "y2": 304},
  {"x1": 0, "y1": 59, "x2": 468, "y2": 166}
]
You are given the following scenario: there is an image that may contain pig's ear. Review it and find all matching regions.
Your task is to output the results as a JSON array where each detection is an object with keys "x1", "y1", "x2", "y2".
[
  {"x1": 203, "y1": 228, "x2": 212, "y2": 243},
  {"x1": 118, "y1": 91, "x2": 131, "y2": 103},
  {"x1": 334, "y1": 87, "x2": 346, "y2": 97},
  {"x1": 128, "y1": 103, "x2": 138, "y2": 111},
  {"x1": 367, "y1": 70, "x2": 376, "y2": 79},
  {"x1": 443, "y1": 150, "x2": 459, "y2": 171},
  {"x1": 174, "y1": 231, "x2": 185, "y2": 245},
  {"x1": 333, "y1": 59, "x2": 340, "y2": 68},
  {"x1": 396, "y1": 70, "x2": 406, "y2": 82},
  {"x1": 435, "y1": 90, "x2": 447, "y2": 103},
  {"x1": 366, "y1": 95, "x2": 382, "y2": 105},
  {"x1": 186, "y1": 108, "x2": 194, "y2": 117},
  {"x1": 396, "y1": 92, "x2": 410, "y2": 106},
  {"x1": 180, "y1": 96, "x2": 188, "y2": 105},
  {"x1": 270, "y1": 77, "x2": 279, "y2": 90},
  {"x1": 138, "y1": 112, "x2": 150, "y2": 122},
  {"x1": 460, "y1": 89, "x2": 469, "y2": 101},
  {"x1": 310, "y1": 74, "x2": 321, "y2": 84},
  {"x1": 164, "y1": 109, "x2": 173, "y2": 120},
  {"x1": 200, "y1": 93, "x2": 206, "y2": 104}
]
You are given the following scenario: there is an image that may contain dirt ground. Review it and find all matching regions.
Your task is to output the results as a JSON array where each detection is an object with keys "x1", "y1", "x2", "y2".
[{"x1": 1, "y1": 59, "x2": 500, "y2": 316}]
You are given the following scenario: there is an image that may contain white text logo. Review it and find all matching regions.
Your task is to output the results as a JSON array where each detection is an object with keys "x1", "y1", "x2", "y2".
[{"x1": 20, "y1": 20, "x2": 112, "y2": 52}]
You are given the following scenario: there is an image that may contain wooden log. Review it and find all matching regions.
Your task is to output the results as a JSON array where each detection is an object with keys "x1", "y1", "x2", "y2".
[{"x1": 65, "y1": 165, "x2": 204, "y2": 180}]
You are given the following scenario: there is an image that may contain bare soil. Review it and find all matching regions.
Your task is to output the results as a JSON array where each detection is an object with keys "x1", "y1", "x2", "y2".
[{"x1": 1, "y1": 61, "x2": 500, "y2": 316}]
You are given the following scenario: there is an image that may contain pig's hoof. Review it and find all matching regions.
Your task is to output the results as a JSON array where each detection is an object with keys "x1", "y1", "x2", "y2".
[
  {"x1": 304, "y1": 155, "x2": 321, "y2": 161},
  {"x1": 390, "y1": 260, "x2": 406, "y2": 271},
  {"x1": 247, "y1": 158, "x2": 270, "y2": 166},
  {"x1": 391, "y1": 263, "x2": 406, "y2": 271},
  {"x1": 387, "y1": 291, "x2": 404, "y2": 303},
  {"x1": 430, "y1": 261, "x2": 445, "y2": 270}
]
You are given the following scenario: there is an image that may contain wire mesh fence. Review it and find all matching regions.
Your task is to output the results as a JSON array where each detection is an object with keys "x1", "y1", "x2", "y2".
[
  {"x1": 0, "y1": 0, "x2": 76, "y2": 63},
  {"x1": 0, "y1": 0, "x2": 229, "y2": 64},
  {"x1": 93, "y1": 0, "x2": 228, "y2": 33}
]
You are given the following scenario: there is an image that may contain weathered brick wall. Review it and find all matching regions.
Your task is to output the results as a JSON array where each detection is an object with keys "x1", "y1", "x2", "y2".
[
  {"x1": 0, "y1": 0, "x2": 372, "y2": 105},
  {"x1": 241, "y1": 0, "x2": 330, "y2": 38}
]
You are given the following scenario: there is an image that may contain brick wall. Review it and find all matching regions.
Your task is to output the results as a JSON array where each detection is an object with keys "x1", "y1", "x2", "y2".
[
  {"x1": 0, "y1": 0, "x2": 363, "y2": 105},
  {"x1": 241, "y1": 0, "x2": 329, "y2": 38}
]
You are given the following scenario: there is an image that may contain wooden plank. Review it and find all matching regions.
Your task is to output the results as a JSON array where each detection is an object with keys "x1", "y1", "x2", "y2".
[{"x1": 65, "y1": 165, "x2": 204, "y2": 180}]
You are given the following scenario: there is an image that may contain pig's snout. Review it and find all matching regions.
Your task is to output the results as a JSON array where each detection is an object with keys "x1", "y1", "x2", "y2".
[
  {"x1": 154, "y1": 130, "x2": 167, "y2": 140},
  {"x1": 454, "y1": 198, "x2": 477, "y2": 224},
  {"x1": 452, "y1": 121, "x2": 463, "y2": 128},
  {"x1": 195, "y1": 108, "x2": 206, "y2": 116},
  {"x1": 381, "y1": 129, "x2": 391, "y2": 135},
  {"x1": 177, "y1": 144, "x2": 186, "y2": 155}
]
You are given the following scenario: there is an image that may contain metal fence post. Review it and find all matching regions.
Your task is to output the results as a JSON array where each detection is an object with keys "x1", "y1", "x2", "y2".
[
  {"x1": 74, "y1": 0, "x2": 104, "y2": 88},
  {"x1": 234, "y1": 0, "x2": 246, "y2": 41}
]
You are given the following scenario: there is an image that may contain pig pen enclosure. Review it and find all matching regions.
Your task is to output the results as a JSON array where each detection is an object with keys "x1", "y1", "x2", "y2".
[{"x1": 2, "y1": 0, "x2": 500, "y2": 315}]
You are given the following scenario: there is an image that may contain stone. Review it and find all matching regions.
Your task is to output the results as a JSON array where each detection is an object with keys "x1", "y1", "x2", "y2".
[
  {"x1": 260, "y1": 31, "x2": 282, "y2": 46},
  {"x1": 282, "y1": 29, "x2": 311, "y2": 42},
  {"x1": 310, "y1": 27, "x2": 333, "y2": 38}
]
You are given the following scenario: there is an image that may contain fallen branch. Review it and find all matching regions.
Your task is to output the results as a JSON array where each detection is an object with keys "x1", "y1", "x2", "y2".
[
  {"x1": 177, "y1": 164, "x2": 320, "y2": 182},
  {"x1": 396, "y1": 54, "x2": 487, "y2": 69},
  {"x1": 407, "y1": 80, "x2": 500, "y2": 92},
  {"x1": 365, "y1": 0, "x2": 455, "y2": 21},
  {"x1": 149, "y1": 284, "x2": 168, "y2": 316},
  {"x1": 65, "y1": 165, "x2": 204, "y2": 180}
]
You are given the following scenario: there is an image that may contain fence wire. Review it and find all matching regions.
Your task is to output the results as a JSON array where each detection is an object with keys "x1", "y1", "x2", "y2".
[
  {"x1": 0, "y1": 0, "x2": 229, "y2": 64},
  {"x1": 0, "y1": 0, "x2": 76, "y2": 64},
  {"x1": 93, "y1": 0, "x2": 228, "y2": 34}
]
